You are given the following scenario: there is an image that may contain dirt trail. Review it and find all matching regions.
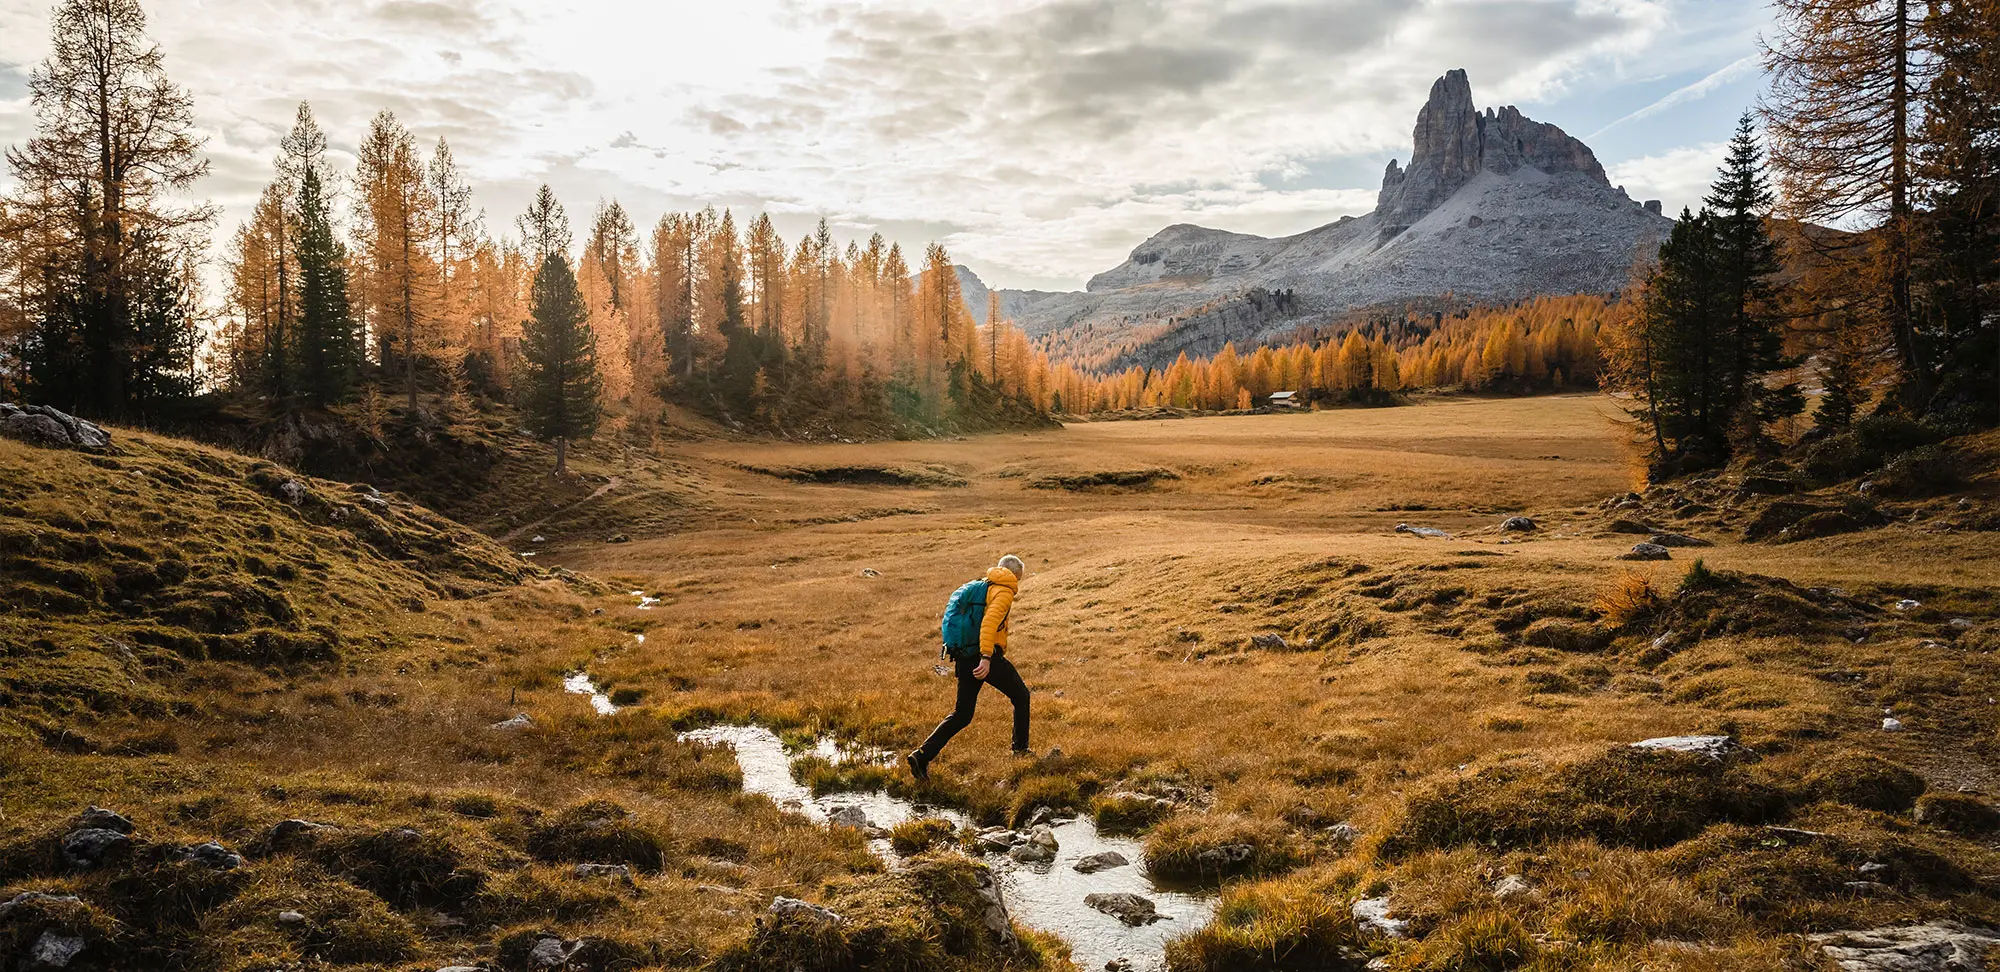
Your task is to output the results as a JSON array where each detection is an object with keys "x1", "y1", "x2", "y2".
[{"x1": 497, "y1": 474, "x2": 622, "y2": 546}]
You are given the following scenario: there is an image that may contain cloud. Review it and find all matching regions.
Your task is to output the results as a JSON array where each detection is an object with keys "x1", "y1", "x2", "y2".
[
  {"x1": 0, "y1": 0, "x2": 1763, "y2": 291},
  {"x1": 1589, "y1": 52, "x2": 1759, "y2": 138}
]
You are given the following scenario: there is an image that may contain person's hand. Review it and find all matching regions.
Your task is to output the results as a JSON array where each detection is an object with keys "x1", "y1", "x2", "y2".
[{"x1": 973, "y1": 658, "x2": 991, "y2": 680}]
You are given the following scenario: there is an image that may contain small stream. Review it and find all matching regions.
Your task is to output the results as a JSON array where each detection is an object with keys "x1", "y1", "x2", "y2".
[{"x1": 679, "y1": 724, "x2": 1217, "y2": 972}]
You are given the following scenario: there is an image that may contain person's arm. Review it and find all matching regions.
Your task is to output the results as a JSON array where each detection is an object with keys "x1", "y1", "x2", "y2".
[{"x1": 979, "y1": 585, "x2": 1014, "y2": 660}]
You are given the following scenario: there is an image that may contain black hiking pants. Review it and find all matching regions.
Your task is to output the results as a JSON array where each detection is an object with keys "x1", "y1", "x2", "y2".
[{"x1": 917, "y1": 654, "x2": 1029, "y2": 759}]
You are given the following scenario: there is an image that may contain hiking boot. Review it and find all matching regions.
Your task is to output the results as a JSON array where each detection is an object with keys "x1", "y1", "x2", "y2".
[{"x1": 906, "y1": 750, "x2": 930, "y2": 782}]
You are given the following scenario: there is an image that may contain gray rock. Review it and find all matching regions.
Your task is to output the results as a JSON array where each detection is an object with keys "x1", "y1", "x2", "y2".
[
  {"x1": 525, "y1": 934, "x2": 573, "y2": 969},
  {"x1": 1073, "y1": 851, "x2": 1130, "y2": 874},
  {"x1": 60, "y1": 829, "x2": 130, "y2": 869},
  {"x1": 1630, "y1": 735, "x2": 1743, "y2": 760},
  {"x1": 977, "y1": 829, "x2": 1021, "y2": 853},
  {"x1": 1008, "y1": 825, "x2": 1058, "y2": 864},
  {"x1": 1501, "y1": 516, "x2": 1537, "y2": 532},
  {"x1": 261, "y1": 818, "x2": 335, "y2": 849},
  {"x1": 1250, "y1": 633, "x2": 1289, "y2": 650},
  {"x1": 1648, "y1": 532, "x2": 1711, "y2": 548},
  {"x1": 490, "y1": 713, "x2": 534, "y2": 731},
  {"x1": 1884, "y1": 717, "x2": 1906, "y2": 732},
  {"x1": 278, "y1": 479, "x2": 308, "y2": 505},
  {"x1": 967, "y1": 863, "x2": 1021, "y2": 954},
  {"x1": 828, "y1": 806, "x2": 872, "y2": 831},
  {"x1": 1085, "y1": 892, "x2": 1165, "y2": 926},
  {"x1": 175, "y1": 842, "x2": 243, "y2": 870},
  {"x1": 0, "y1": 892, "x2": 81, "y2": 919},
  {"x1": 574, "y1": 863, "x2": 636, "y2": 886},
  {"x1": 277, "y1": 910, "x2": 307, "y2": 926},
  {"x1": 1607, "y1": 517, "x2": 1655, "y2": 533},
  {"x1": 1352, "y1": 897, "x2": 1409, "y2": 939},
  {"x1": 769, "y1": 896, "x2": 844, "y2": 924},
  {"x1": 1195, "y1": 843, "x2": 1254, "y2": 870},
  {"x1": 1394, "y1": 523, "x2": 1452, "y2": 539},
  {"x1": 28, "y1": 930, "x2": 87, "y2": 969},
  {"x1": 1493, "y1": 874, "x2": 1535, "y2": 901},
  {"x1": 1812, "y1": 922, "x2": 2000, "y2": 971},
  {"x1": 0, "y1": 404, "x2": 110, "y2": 452},
  {"x1": 75, "y1": 806, "x2": 133, "y2": 834},
  {"x1": 1326, "y1": 822, "x2": 1362, "y2": 843},
  {"x1": 1620, "y1": 542, "x2": 1672, "y2": 561}
]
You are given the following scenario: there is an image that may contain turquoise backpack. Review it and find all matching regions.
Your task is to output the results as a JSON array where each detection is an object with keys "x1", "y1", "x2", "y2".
[{"x1": 939, "y1": 579, "x2": 990, "y2": 660}]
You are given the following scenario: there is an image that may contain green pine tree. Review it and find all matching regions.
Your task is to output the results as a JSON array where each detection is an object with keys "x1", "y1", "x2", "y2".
[
  {"x1": 1704, "y1": 112, "x2": 1800, "y2": 442},
  {"x1": 519, "y1": 251, "x2": 601, "y2": 476},
  {"x1": 294, "y1": 167, "x2": 359, "y2": 408}
]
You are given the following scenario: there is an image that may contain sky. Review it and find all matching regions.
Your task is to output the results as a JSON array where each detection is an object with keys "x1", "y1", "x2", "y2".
[{"x1": 0, "y1": 0, "x2": 1777, "y2": 293}]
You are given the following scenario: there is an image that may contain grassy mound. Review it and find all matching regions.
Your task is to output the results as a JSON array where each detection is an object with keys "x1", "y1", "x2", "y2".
[
  {"x1": 744, "y1": 462, "x2": 970, "y2": 488},
  {"x1": 1025, "y1": 467, "x2": 1180, "y2": 491}
]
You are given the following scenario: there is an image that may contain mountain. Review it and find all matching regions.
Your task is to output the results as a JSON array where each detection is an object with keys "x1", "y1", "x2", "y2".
[{"x1": 993, "y1": 69, "x2": 1673, "y2": 369}]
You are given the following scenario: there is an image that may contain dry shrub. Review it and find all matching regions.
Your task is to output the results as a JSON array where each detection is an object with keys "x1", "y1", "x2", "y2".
[
  {"x1": 1407, "y1": 911, "x2": 1539, "y2": 971},
  {"x1": 524, "y1": 799, "x2": 671, "y2": 873},
  {"x1": 311, "y1": 826, "x2": 486, "y2": 909},
  {"x1": 1594, "y1": 572, "x2": 1663, "y2": 628},
  {"x1": 1161, "y1": 863, "x2": 1365, "y2": 972},
  {"x1": 475, "y1": 868, "x2": 628, "y2": 925},
  {"x1": 1144, "y1": 813, "x2": 1307, "y2": 881},
  {"x1": 1379, "y1": 747, "x2": 1786, "y2": 858},
  {"x1": 1915, "y1": 792, "x2": 2000, "y2": 835},
  {"x1": 888, "y1": 818, "x2": 957, "y2": 856},
  {"x1": 1542, "y1": 847, "x2": 1738, "y2": 944},
  {"x1": 1799, "y1": 750, "x2": 1926, "y2": 813}
]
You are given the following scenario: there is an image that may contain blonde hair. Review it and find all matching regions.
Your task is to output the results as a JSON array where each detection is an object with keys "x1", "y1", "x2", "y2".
[{"x1": 998, "y1": 554, "x2": 1027, "y2": 579}]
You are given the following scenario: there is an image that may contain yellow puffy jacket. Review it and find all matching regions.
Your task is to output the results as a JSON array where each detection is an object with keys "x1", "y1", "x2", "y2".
[{"x1": 979, "y1": 566, "x2": 1018, "y2": 659}]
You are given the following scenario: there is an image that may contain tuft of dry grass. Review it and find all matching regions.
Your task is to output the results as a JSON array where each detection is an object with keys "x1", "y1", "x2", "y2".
[{"x1": 1594, "y1": 570, "x2": 1664, "y2": 627}]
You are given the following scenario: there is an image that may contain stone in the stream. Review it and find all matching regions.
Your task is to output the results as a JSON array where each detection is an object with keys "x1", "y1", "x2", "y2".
[
  {"x1": 574, "y1": 863, "x2": 636, "y2": 887},
  {"x1": 1105, "y1": 960, "x2": 1137, "y2": 972},
  {"x1": 1352, "y1": 897, "x2": 1409, "y2": 939},
  {"x1": 1085, "y1": 892, "x2": 1165, "y2": 926},
  {"x1": 827, "y1": 806, "x2": 872, "y2": 831},
  {"x1": 1394, "y1": 523, "x2": 1452, "y2": 539},
  {"x1": 1007, "y1": 825, "x2": 1058, "y2": 864},
  {"x1": 1620, "y1": 542, "x2": 1672, "y2": 561},
  {"x1": 1073, "y1": 851, "x2": 1130, "y2": 874},
  {"x1": 1493, "y1": 874, "x2": 1535, "y2": 901},
  {"x1": 1501, "y1": 516, "x2": 1538, "y2": 532},
  {"x1": 1649, "y1": 532, "x2": 1711, "y2": 548},
  {"x1": 490, "y1": 713, "x2": 534, "y2": 731},
  {"x1": 1630, "y1": 735, "x2": 1743, "y2": 761},
  {"x1": 977, "y1": 828, "x2": 1021, "y2": 853},
  {"x1": 1812, "y1": 922, "x2": 2000, "y2": 972},
  {"x1": 769, "y1": 896, "x2": 844, "y2": 924}
]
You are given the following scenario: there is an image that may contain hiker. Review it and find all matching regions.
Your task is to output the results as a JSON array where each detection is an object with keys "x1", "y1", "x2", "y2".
[{"x1": 907, "y1": 555, "x2": 1031, "y2": 780}]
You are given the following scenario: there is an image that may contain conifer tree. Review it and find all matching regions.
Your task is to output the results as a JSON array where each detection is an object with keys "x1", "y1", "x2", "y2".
[
  {"x1": 1705, "y1": 112, "x2": 1800, "y2": 441},
  {"x1": 295, "y1": 167, "x2": 358, "y2": 407},
  {"x1": 519, "y1": 249, "x2": 600, "y2": 476}
]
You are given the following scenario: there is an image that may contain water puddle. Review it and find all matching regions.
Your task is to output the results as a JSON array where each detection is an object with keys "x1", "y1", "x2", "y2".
[
  {"x1": 679, "y1": 724, "x2": 1216, "y2": 971},
  {"x1": 563, "y1": 671, "x2": 618, "y2": 715}
]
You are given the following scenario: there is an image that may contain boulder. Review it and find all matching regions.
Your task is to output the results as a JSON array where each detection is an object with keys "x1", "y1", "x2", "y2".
[
  {"x1": 1007, "y1": 825, "x2": 1058, "y2": 864},
  {"x1": 74, "y1": 807, "x2": 133, "y2": 834},
  {"x1": 1326, "y1": 822, "x2": 1362, "y2": 844},
  {"x1": 525, "y1": 934, "x2": 574, "y2": 969},
  {"x1": 827, "y1": 806, "x2": 872, "y2": 831},
  {"x1": 27, "y1": 931, "x2": 87, "y2": 969},
  {"x1": 1073, "y1": 851, "x2": 1130, "y2": 874},
  {"x1": 257, "y1": 818, "x2": 336, "y2": 852},
  {"x1": 60, "y1": 829, "x2": 131, "y2": 869},
  {"x1": 1394, "y1": 523, "x2": 1452, "y2": 538},
  {"x1": 1250, "y1": 633, "x2": 1289, "y2": 650},
  {"x1": 1085, "y1": 892, "x2": 1165, "y2": 926},
  {"x1": 1619, "y1": 542, "x2": 1671, "y2": 561},
  {"x1": 1352, "y1": 897, "x2": 1409, "y2": 939},
  {"x1": 277, "y1": 910, "x2": 307, "y2": 927},
  {"x1": 174, "y1": 842, "x2": 243, "y2": 870},
  {"x1": 573, "y1": 863, "x2": 636, "y2": 886},
  {"x1": 490, "y1": 713, "x2": 534, "y2": 731},
  {"x1": 977, "y1": 829, "x2": 1021, "y2": 853},
  {"x1": 0, "y1": 404, "x2": 110, "y2": 452},
  {"x1": 1812, "y1": 922, "x2": 2000, "y2": 972},
  {"x1": 966, "y1": 862, "x2": 1021, "y2": 954},
  {"x1": 1630, "y1": 735, "x2": 1744, "y2": 760},
  {"x1": 769, "y1": 896, "x2": 843, "y2": 923},
  {"x1": 1648, "y1": 532, "x2": 1711, "y2": 548},
  {"x1": 1607, "y1": 518, "x2": 1655, "y2": 534},
  {"x1": 1500, "y1": 516, "x2": 1537, "y2": 532},
  {"x1": 1195, "y1": 843, "x2": 1254, "y2": 871},
  {"x1": 1883, "y1": 718, "x2": 1906, "y2": 732},
  {"x1": 1493, "y1": 874, "x2": 1535, "y2": 901}
]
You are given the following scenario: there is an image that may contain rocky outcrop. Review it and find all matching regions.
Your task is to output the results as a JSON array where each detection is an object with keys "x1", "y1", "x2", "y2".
[
  {"x1": 1085, "y1": 892, "x2": 1165, "y2": 926},
  {"x1": 0, "y1": 404, "x2": 110, "y2": 452},
  {"x1": 1813, "y1": 922, "x2": 2000, "y2": 971}
]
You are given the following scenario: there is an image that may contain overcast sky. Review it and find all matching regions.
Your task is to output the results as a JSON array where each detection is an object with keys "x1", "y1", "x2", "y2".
[{"x1": 0, "y1": 0, "x2": 1774, "y2": 292}]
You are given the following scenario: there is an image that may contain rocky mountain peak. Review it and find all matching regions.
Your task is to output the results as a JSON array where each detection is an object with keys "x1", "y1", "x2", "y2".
[{"x1": 1376, "y1": 69, "x2": 1608, "y2": 241}]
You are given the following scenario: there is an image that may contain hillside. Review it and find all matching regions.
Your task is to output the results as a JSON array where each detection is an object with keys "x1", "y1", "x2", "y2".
[{"x1": 994, "y1": 69, "x2": 1672, "y2": 370}]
